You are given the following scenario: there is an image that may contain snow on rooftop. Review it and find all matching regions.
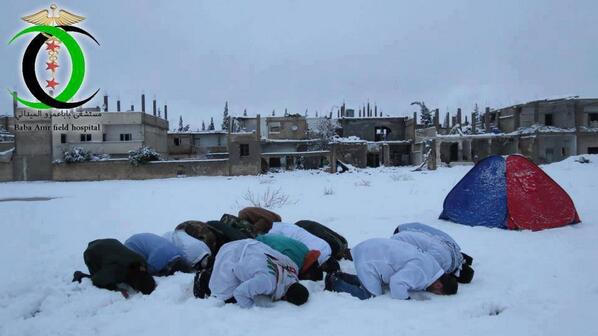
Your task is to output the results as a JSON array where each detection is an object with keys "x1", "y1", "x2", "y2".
[
  {"x1": 330, "y1": 136, "x2": 367, "y2": 143},
  {"x1": 261, "y1": 150, "x2": 330, "y2": 156},
  {"x1": 577, "y1": 126, "x2": 598, "y2": 133},
  {"x1": 168, "y1": 130, "x2": 227, "y2": 135},
  {"x1": 263, "y1": 138, "x2": 320, "y2": 143},
  {"x1": 510, "y1": 124, "x2": 576, "y2": 135}
]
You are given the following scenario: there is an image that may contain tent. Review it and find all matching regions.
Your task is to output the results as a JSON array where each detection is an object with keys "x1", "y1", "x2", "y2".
[{"x1": 439, "y1": 155, "x2": 580, "y2": 231}]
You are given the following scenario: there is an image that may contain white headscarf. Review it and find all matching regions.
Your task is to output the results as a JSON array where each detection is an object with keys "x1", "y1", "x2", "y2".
[{"x1": 163, "y1": 230, "x2": 211, "y2": 267}]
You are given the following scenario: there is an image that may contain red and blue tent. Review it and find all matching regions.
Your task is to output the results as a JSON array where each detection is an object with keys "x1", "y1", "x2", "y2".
[{"x1": 439, "y1": 155, "x2": 580, "y2": 231}]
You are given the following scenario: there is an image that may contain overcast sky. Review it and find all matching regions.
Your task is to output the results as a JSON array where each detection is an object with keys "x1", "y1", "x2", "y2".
[{"x1": 2, "y1": 0, "x2": 597, "y2": 129}]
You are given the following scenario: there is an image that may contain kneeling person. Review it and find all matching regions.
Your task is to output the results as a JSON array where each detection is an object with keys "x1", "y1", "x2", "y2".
[
  {"x1": 326, "y1": 238, "x2": 457, "y2": 300},
  {"x1": 73, "y1": 238, "x2": 156, "y2": 295},
  {"x1": 196, "y1": 239, "x2": 309, "y2": 308},
  {"x1": 238, "y1": 207, "x2": 282, "y2": 234},
  {"x1": 394, "y1": 222, "x2": 474, "y2": 283},
  {"x1": 256, "y1": 233, "x2": 322, "y2": 281},
  {"x1": 163, "y1": 230, "x2": 213, "y2": 271},
  {"x1": 269, "y1": 222, "x2": 338, "y2": 274},
  {"x1": 125, "y1": 233, "x2": 186, "y2": 276},
  {"x1": 295, "y1": 220, "x2": 352, "y2": 261}
]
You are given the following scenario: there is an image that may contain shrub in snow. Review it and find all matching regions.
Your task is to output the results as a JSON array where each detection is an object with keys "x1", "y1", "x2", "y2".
[
  {"x1": 63, "y1": 147, "x2": 91, "y2": 163},
  {"x1": 259, "y1": 178, "x2": 275, "y2": 184},
  {"x1": 239, "y1": 187, "x2": 291, "y2": 208},
  {"x1": 128, "y1": 146, "x2": 161, "y2": 166},
  {"x1": 390, "y1": 174, "x2": 414, "y2": 182},
  {"x1": 323, "y1": 186, "x2": 335, "y2": 195},
  {"x1": 354, "y1": 179, "x2": 371, "y2": 187}
]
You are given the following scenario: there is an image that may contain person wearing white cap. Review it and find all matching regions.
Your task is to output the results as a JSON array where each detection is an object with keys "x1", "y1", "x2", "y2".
[
  {"x1": 163, "y1": 230, "x2": 213, "y2": 272},
  {"x1": 268, "y1": 222, "x2": 337, "y2": 273}
]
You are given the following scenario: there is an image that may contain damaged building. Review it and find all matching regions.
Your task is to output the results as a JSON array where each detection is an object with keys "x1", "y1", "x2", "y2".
[
  {"x1": 335, "y1": 116, "x2": 411, "y2": 168},
  {"x1": 231, "y1": 114, "x2": 331, "y2": 172},
  {"x1": 413, "y1": 97, "x2": 598, "y2": 169},
  {"x1": 3, "y1": 94, "x2": 598, "y2": 181}
]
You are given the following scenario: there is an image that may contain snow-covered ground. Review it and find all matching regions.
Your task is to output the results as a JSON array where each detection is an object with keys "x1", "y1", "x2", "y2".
[{"x1": 1, "y1": 156, "x2": 597, "y2": 336}]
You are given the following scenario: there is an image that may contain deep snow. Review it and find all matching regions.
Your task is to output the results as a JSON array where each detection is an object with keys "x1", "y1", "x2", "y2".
[{"x1": 0, "y1": 156, "x2": 597, "y2": 336}]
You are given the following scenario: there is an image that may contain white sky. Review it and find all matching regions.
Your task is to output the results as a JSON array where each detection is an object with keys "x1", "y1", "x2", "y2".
[{"x1": 1, "y1": 0, "x2": 597, "y2": 129}]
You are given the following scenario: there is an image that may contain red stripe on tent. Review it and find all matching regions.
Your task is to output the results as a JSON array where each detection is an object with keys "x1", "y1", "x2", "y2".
[{"x1": 506, "y1": 155, "x2": 580, "y2": 231}]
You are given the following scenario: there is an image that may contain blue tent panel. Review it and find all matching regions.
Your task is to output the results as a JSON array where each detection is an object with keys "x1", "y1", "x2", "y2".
[{"x1": 439, "y1": 155, "x2": 508, "y2": 229}]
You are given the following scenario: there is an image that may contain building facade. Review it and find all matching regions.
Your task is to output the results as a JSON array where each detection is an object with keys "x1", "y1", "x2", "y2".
[
  {"x1": 50, "y1": 111, "x2": 168, "y2": 160},
  {"x1": 5, "y1": 109, "x2": 168, "y2": 181},
  {"x1": 412, "y1": 97, "x2": 598, "y2": 169},
  {"x1": 168, "y1": 131, "x2": 228, "y2": 159}
]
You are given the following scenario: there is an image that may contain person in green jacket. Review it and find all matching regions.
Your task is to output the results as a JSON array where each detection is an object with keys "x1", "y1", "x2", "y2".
[
  {"x1": 256, "y1": 234, "x2": 322, "y2": 281},
  {"x1": 72, "y1": 239, "x2": 156, "y2": 296}
]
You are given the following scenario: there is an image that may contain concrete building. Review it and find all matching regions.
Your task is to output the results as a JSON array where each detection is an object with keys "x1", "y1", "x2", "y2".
[
  {"x1": 4, "y1": 108, "x2": 168, "y2": 181},
  {"x1": 482, "y1": 98, "x2": 598, "y2": 162},
  {"x1": 6, "y1": 96, "x2": 595, "y2": 180},
  {"x1": 228, "y1": 131, "x2": 262, "y2": 175},
  {"x1": 229, "y1": 114, "x2": 330, "y2": 172},
  {"x1": 412, "y1": 97, "x2": 598, "y2": 168},
  {"x1": 51, "y1": 111, "x2": 168, "y2": 160},
  {"x1": 265, "y1": 116, "x2": 308, "y2": 140},
  {"x1": 260, "y1": 138, "x2": 329, "y2": 171},
  {"x1": 333, "y1": 116, "x2": 412, "y2": 168},
  {"x1": 235, "y1": 116, "x2": 266, "y2": 136},
  {"x1": 168, "y1": 131, "x2": 227, "y2": 159},
  {"x1": 337, "y1": 117, "x2": 407, "y2": 142}
]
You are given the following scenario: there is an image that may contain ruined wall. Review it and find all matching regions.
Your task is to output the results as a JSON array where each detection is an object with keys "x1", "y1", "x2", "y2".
[
  {"x1": 411, "y1": 142, "x2": 424, "y2": 166},
  {"x1": 534, "y1": 134, "x2": 576, "y2": 163},
  {"x1": 537, "y1": 101, "x2": 576, "y2": 129},
  {"x1": 520, "y1": 105, "x2": 536, "y2": 128},
  {"x1": 52, "y1": 159, "x2": 229, "y2": 181},
  {"x1": 497, "y1": 107, "x2": 518, "y2": 132},
  {"x1": 0, "y1": 162, "x2": 12, "y2": 182},
  {"x1": 167, "y1": 133, "x2": 193, "y2": 155},
  {"x1": 579, "y1": 101, "x2": 598, "y2": 127},
  {"x1": 469, "y1": 137, "x2": 520, "y2": 161},
  {"x1": 266, "y1": 117, "x2": 308, "y2": 140},
  {"x1": 228, "y1": 133, "x2": 261, "y2": 175},
  {"x1": 405, "y1": 118, "x2": 416, "y2": 141},
  {"x1": 471, "y1": 139, "x2": 493, "y2": 161},
  {"x1": 518, "y1": 136, "x2": 536, "y2": 160},
  {"x1": 499, "y1": 137, "x2": 519, "y2": 155},
  {"x1": 143, "y1": 124, "x2": 168, "y2": 155},
  {"x1": 333, "y1": 143, "x2": 367, "y2": 168},
  {"x1": 303, "y1": 156, "x2": 325, "y2": 170},
  {"x1": 10, "y1": 116, "x2": 53, "y2": 181},
  {"x1": 576, "y1": 133, "x2": 598, "y2": 154},
  {"x1": 388, "y1": 143, "x2": 411, "y2": 166},
  {"x1": 339, "y1": 118, "x2": 406, "y2": 141}
]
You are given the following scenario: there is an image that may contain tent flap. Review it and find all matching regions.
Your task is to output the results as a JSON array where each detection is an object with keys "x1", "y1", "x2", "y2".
[
  {"x1": 506, "y1": 155, "x2": 580, "y2": 231},
  {"x1": 439, "y1": 155, "x2": 508, "y2": 229}
]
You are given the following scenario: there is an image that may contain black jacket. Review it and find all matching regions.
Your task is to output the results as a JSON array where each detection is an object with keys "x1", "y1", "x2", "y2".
[
  {"x1": 295, "y1": 220, "x2": 348, "y2": 260},
  {"x1": 83, "y1": 238, "x2": 147, "y2": 290}
]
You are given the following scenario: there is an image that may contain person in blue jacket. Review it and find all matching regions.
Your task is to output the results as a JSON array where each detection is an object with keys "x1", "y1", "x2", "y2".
[{"x1": 125, "y1": 233, "x2": 186, "y2": 276}]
